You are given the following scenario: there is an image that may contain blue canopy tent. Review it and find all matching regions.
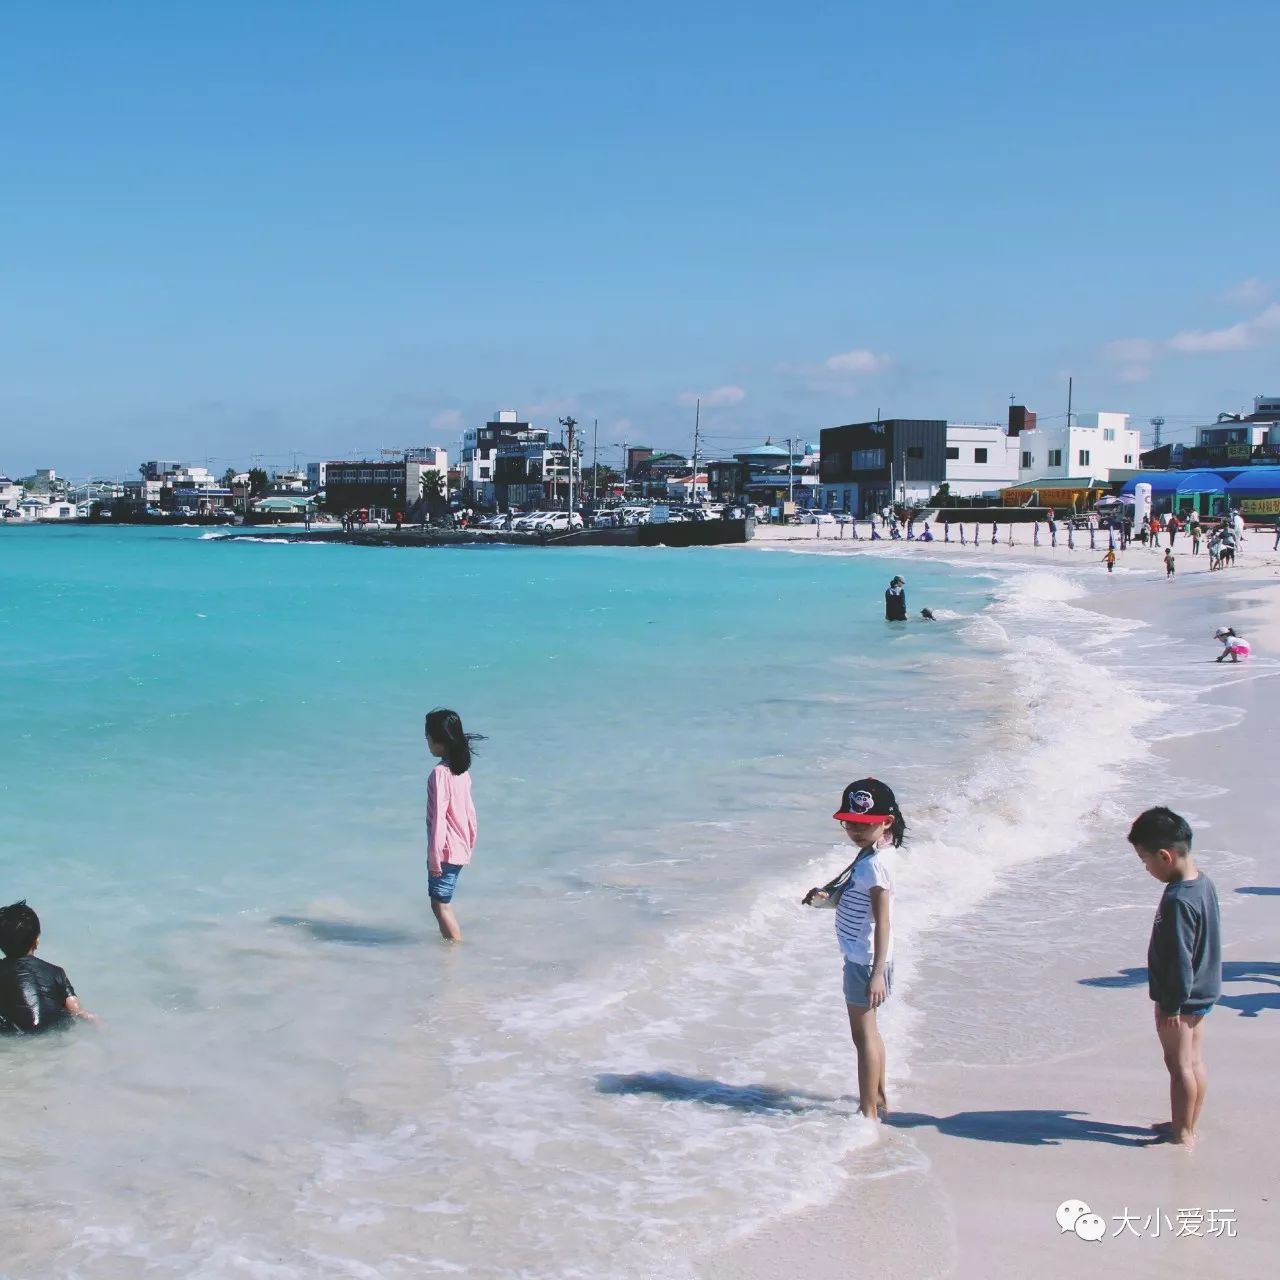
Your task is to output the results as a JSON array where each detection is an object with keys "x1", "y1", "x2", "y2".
[
  {"x1": 1224, "y1": 467, "x2": 1280, "y2": 521},
  {"x1": 1120, "y1": 470, "x2": 1227, "y2": 517}
]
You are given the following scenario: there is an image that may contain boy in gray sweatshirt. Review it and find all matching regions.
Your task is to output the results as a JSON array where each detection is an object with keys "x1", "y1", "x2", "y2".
[{"x1": 1127, "y1": 807, "x2": 1222, "y2": 1147}]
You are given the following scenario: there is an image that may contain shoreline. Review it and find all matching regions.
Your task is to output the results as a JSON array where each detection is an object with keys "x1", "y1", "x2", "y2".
[{"x1": 700, "y1": 547, "x2": 1279, "y2": 1279}]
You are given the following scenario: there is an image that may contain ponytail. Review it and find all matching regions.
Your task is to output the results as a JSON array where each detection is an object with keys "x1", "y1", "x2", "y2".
[
  {"x1": 888, "y1": 808, "x2": 907, "y2": 848},
  {"x1": 425, "y1": 708, "x2": 486, "y2": 776}
]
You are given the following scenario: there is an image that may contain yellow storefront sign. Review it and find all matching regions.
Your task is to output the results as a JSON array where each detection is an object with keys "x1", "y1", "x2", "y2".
[
  {"x1": 1002, "y1": 486, "x2": 1103, "y2": 508},
  {"x1": 1241, "y1": 497, "x2": 1280, "y2": 516}
]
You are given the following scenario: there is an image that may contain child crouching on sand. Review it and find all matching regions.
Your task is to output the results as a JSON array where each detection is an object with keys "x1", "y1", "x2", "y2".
[
  {"x1": 1127, "y1": 807, "x2": 1221, "y2": 1147},
  {"x1": 803, "y1": 778, "x2": 905, "y2": 1120},
  {"x1": 425, "y1": 708, "x2": 482, "y2": 942}
]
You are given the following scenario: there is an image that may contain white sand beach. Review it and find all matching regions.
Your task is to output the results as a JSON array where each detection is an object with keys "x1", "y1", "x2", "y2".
[{"x1": 701, "y1": 530, "x2": 1280, "y2": 1279}]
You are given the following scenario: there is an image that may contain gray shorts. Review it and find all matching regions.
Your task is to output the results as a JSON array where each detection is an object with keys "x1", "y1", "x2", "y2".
[{"x1": 843, "y1": 960, "x2": 893, "y2": 1008}]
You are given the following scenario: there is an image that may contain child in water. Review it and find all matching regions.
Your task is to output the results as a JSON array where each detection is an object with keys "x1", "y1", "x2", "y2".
[
  {"x1": 425, "y1": 708, "x2": 482, "y2": 942},
  {"x1": 0, "y1": 901, "x2": 96, "y2": 1033},
  {"x1": 803, "y1": 778, "x2": 905, "y2": 1121}
]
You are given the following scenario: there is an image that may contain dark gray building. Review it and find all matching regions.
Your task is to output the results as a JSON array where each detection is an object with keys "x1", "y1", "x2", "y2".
[{"x1": 817, "y1": 419, "x2": 947, "y2": 515}]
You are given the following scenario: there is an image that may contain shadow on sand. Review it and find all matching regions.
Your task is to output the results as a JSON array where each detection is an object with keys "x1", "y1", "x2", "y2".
[
  {"x1": 1080, "y1": 961, "x2": 1280, "y2": 1017},
  {"x1": 1236, "y1": 886, "x2": 1280, "y2": 896},
  {"x1": 886, "y1": 1110, "x2": 1160, "y2": 1147},
  {"x1": 595, "y1": 1071, "x2": 849, "y2": 1115},
  {"x1": 270, "y1": 915, "x2": 419, "y2": 947}
]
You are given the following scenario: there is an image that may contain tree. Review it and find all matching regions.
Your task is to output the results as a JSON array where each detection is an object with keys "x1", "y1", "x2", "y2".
[
  {"x1": 248, "y1": 468, "x2": 270, "y2": 497},
  {"x1": 591, "y1": 464, "x2": 622, "y2": 495},
  {"x1": 221, "y1": 467, "x2": 237, "y2": 488}
]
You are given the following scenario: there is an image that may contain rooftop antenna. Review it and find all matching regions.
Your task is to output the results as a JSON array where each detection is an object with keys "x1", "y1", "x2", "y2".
[{"x1": 1149, "y1": 416, "x2": 1165, "y2": 448}]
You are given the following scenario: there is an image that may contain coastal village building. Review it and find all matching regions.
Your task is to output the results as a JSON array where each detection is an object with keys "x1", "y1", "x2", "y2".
[
  {"x1": 1140, "y1": 396, "x2": 1280, "y2": 471},
  {"x1": 305, "y1": 462, "x2": 327, "y2": 493},
  {"x1": 704, "y1": 442, "x2": 820, "y2": 508},
  {"x1": 1014, "y1": 411, "x2": 1139, "y2": 484},
  {"x1": 0, "y1": 475, "x2": 22, "y2": 513},
  {"x1": 324, "y1": 448, "x2": 449, "y2": 514},
  {"x1": 491, "y1": 430, "x2": 572, "y2": 510},
  {"x1": 463, "y1": 411, "x2": 537, "y2": 506},
  {"x1": 817, "y1": 418, "x2": 1019, "y2": 515}
]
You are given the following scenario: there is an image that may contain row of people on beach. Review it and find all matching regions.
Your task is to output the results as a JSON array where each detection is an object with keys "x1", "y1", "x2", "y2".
[
  {"x1": 799, "y1": 782, "x2": 1222, "y2": 1147},
  {"x1": 0, "y1": 712, "x2": 1233, "y2": 1155}
]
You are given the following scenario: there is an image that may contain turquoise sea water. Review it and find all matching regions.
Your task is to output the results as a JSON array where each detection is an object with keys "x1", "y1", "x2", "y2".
[{"x1": 0, "y1": 526, "x2": 1184, "y2": 1278}]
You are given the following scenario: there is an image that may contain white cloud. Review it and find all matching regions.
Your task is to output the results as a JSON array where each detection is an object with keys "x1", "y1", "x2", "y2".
[
  {"x1": 1104, "y1": 338, "x2": 1158, "y2": 364},
  {"x1": 823, "y1": 348, "x2": 892, "y2": 375},
  {"x1": 1221, "y1": 277, "x2": 1271, "y2": 306},
  {"x1": 1104, "y1": 303, "x2": 1280, "y2": 372},
  {"x1": 679, "y1": 385, "x2": 746, "y2": 408},
  {"x1": 1165, "y1": 304, "x2": 1280, "y2": 353}
]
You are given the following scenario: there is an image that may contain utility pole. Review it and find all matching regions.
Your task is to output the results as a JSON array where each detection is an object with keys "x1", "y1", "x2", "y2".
[
  {"x1": 592, "y1": 417, "x2": 599, "y2": 504},
  {"x1": 560, "y1": 415, "x2": 578, "y2": 513},
  {"x1": 1066, "y1": 376, "x2": 1074, "y2": 430},
  {"x1": 691, "y1": 397, "x2": 700, "y2": 508},
  {"x1": 786, "y1": 436, "x2": 795, "y2": 507},
  {"x1": 614, "y1": 440, "x2": 629, "y2": 497},
  {"x1": 1150, "y1": 416, "x2": 1165, "y2": 449}
]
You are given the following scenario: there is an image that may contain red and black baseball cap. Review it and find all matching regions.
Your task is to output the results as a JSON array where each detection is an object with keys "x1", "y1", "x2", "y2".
[{"x1": 833, "y1": 777, "x2": 899, "y2": 824}]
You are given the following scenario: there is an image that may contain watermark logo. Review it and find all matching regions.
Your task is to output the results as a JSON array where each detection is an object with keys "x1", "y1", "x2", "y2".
[
  {"x1": 1056, "y1": 1200, "x2": 1105, "y2": 1241},
  {"x1": 1057, "y1": 1200, "x2": 1238, "y2": 1241}
]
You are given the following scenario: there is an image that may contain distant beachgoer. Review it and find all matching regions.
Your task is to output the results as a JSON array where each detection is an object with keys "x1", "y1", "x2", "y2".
[
  {"x1": 920, "y1": 608, "x2": 936, "y2": 621},
  {"x1": 1150, "y1": 514, "x2": 1162, "y2": 549},
  {"x1": 1104, "y1": 548, "x2": 1117, "y2": 573},
  {"x1": 425, "y1": 708, "x2": 483, "y2": 943},
  {"x1": 1127, "y1": 807, "x2": 1220, "y2": 1147},
  {"x1": 1213, "y1": 627, "x2": 1250, "y2": 663},
  {"x1": 1219, "y1": 535, "x2": 1236, "y2": 567},
  {"x1": 884, "y1": 576, "x2": 907, "y2": 622},
  {"x1": 1273, "y1": 523, "x2": 1280, "y2": 551},
  {"x1": 395, "y1": 511, "x2": 403, "y2": 532},
  {"x1": 802, "y1": 778, "x2": 906, "y2": 1121},
  {"x1": 1164, "y1": 548, "x2": 1175, "y2": 578},
  {"x1": 0, "y1": 901, "x2": 96, "y2": 1034},
  {"x1": 1191, "y1": 520, "x2": 1202, "y2": 555},
  {"x1": 1232, "y1": 510, "x2": 1245, "y2": 547},
  {"x1": 1167, "y1": 514, "x2": 1180, "y2": 546}
]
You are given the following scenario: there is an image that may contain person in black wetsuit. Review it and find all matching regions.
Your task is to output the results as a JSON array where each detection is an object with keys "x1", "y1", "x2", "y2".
[
  {"x1": 0, "y1": 901, "x2": 95, "y2": 1034},
  {"x1": 884, "y1": 575, "x2": 907, "y2": 622}
]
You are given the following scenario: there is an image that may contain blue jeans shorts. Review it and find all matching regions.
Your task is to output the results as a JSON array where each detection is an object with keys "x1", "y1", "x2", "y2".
[
  {"x1": 428, "y1": 863, "x2": 463, "y2": 904},
  {"x1": 843, "y1": 960, "x2": 893, "y2": 1008}
]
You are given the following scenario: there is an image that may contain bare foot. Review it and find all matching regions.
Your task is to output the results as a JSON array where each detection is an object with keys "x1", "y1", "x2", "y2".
[{"x1": 877, "y1": 1092, "x2": 890, "y2": 1119}]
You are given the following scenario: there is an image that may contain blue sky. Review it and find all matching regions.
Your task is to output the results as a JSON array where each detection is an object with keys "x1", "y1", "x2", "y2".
[{"x1": 3, "y1": 1, "x2": 1278, "y2": 476}]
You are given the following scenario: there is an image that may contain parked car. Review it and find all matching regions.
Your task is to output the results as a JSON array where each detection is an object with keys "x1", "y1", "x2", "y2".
[
  {"x1": 798, "y1": 511, "x2": 837, "y2": 525},
  {"x1": 538, "y1": 512, "x2": 584, "y2": 533}
]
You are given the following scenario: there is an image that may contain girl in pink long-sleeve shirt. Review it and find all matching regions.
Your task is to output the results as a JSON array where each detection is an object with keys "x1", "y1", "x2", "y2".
[{"x1": 425, "y1": 708, "x2": 481, "y2": 941}]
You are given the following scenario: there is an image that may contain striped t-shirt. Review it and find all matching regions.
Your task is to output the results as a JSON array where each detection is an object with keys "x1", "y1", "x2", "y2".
[{"x1": 835, "y1": 850, "x2": 895, "y2": 964}]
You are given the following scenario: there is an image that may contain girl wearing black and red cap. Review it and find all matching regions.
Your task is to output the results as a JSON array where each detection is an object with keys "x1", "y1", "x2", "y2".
[{"x1": 803, "y1": 778, "x2": 906, "y2": 1120}]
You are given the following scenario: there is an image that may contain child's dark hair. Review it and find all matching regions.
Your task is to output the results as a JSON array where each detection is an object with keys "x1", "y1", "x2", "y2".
[
  {"x1": 0, "y1": 900, "x2": 40, "y2": 959},
  {"x1": 886, "y1": 806, "x2": 907, "y2": 848},
  {"x1": 425, "y1": 708, "x2": 485, "y2": 775},
  {"x1": 1127, "y1": 807, "x2": 1193, "y2": 855}
]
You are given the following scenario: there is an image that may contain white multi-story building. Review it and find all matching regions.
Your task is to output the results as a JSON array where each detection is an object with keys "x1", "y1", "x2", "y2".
[
  {"x1": 942, "y1": 423, "x2": 1021, "y2": 498},
  {"x1": 0, "y1": 475, "x2": 23, "y2": 513},
  {"x1": 463, "y1": 411, "x2": 535, "y2": 505},
  {"x1": 306, "y1": 462, "x2": 327, "y2": 493},
  {"x1": 1015, "y1": 412, "x2": 1140, "y2": 483}
]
